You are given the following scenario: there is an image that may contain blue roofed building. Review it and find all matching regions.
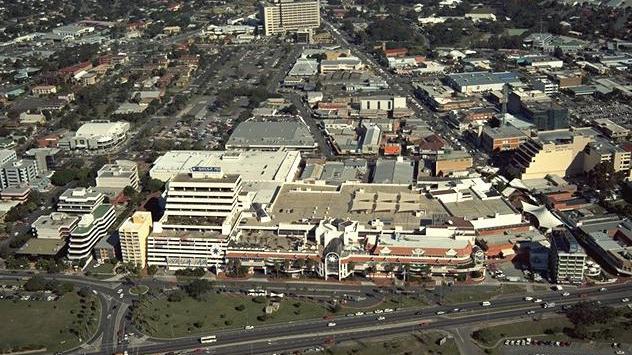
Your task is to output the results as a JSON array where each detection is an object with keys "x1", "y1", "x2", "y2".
[{"x1": 446, "y1": 71, "x2": 522, "y2": 94}]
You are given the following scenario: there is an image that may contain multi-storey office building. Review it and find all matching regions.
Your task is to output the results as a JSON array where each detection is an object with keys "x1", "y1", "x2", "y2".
[
  {"x1": 260, "y1": 0, "x2": 320, "y2": 36},
  {"x1": 58, "y1": 187, "x2": 105, "y2": 214},
  {"x1": 67, "y1": 204, "x2": 116, "y2": 260},
  {"x1": 0, "y1": 159, "x2": 38, "y2": 189},
  {"x1": 119, "y1": 211, "x2": 152, "y2": 267},
  {"x1": 158, "y1": 167, "x2": 246, "y2": 235},
  {"x1": 550, "y1": 228, "x2": 587, "y2": 284}
]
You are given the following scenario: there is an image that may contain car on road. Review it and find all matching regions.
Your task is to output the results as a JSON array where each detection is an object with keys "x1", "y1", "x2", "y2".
[
  {"x1": 119, "y1": 293, "x2": 124, "y2": 299},
  {"x1": 526, "y1": 310, "x2": 536, "y2": 315},
  {"x1": 524, "y1": 296, "x2": 533, "y2": 301},
  {"x1": 562, "y1": 292, "x2": 570, "y2": 297},
  {"x1": 622, "y1": 298, "x2": 630, "y2": 303},
  {"x1": 481, "y1": 301, "x2": 491, "y2": 307},
  {"x1": 374, "y1": 309, "x2": 383, "y2": 314},
  {"x1": 117, "y1": 289, "x2": 123, "y2": 294},
  {"x1": 244, "y1": 325, "x2": 254, "y2": 330},
  {"x1": 435, "y1": 311, "x2": 446, "y2": 315},
  {"x1": 377, "y1": 316, "x2": 386, "y2": 321},
  {"x1": 327, "y1": 322, "x2": 336, "y2": 327},
  {"x1": 600, "y1": 287, "x2": 608, "y2": 292},
  {"x1": 354, "y1": 311, "x2": 364, "y2": 316},
  {"x1": 107, "y1": 313, "x2": 112, "y2": 319},
  {"x1": 345, "y1": 313, "x2": 355, "y2": 317},
  {"x1": 383, "y1": 308, "x2": 394, "y2": 313},
  {"x1": 533, "y1": 298, "x2": 543, "y2": 303}
]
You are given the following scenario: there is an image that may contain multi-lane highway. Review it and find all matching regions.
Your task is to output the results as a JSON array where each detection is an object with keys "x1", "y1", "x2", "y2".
[
  {"x1": 2, "y1": 270, "x2": 631, "y2": 355},
  {"x1": 103, "y1": 280, "x2": 632, "y2": 355}
]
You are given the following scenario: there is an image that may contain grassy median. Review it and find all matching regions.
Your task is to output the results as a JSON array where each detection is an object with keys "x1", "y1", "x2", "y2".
[
  {"x1": 135, "y1": 292, "x2": 332, "y2": 338},
  {"x1": 440, "y1": 284, "x2": 526, "y2": 305}
]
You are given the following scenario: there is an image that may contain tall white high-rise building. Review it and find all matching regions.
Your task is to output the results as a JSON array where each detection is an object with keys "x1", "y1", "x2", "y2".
[
  {"x1": 158, "y1": 167, "x2": 246, "y2": 235},
  {"x1": 260, "y1": 0, "x2": 321, "y2": 36}
]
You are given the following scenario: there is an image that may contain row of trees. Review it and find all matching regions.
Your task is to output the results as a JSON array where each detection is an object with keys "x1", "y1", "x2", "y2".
[{"x1": 24, "y1": 275, "x2": 75, "y2": 295}]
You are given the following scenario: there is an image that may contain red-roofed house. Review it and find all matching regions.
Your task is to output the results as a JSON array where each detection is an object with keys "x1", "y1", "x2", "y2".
[{"x1": 384, "y1": 48, "x2": 408, "y2": 58}]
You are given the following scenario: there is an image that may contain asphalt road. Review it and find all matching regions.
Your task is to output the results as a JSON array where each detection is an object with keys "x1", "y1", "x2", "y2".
[
  {"x1": 2, "y1": 271, "x2": 631, "y2": 355},
  {"x1": 103, "y1": 282, "x2": 632, "y2": 354}
]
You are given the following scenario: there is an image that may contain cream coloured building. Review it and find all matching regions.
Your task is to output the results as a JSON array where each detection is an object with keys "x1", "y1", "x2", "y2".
[
  {"x1": 260, "y1": 0, "x2": 320, "y2": 36},
  {"x1": 96, "y1": 160, "x2": 140, "y2": 192},
  {"x1": 119, "y1": 211, "x2": 152, "y2": 267},
  {"x1": 583, "y1": 139, "x2": 631, "y2": 174},
  {"x1": 510, "y1": 128, "x2": 597, "y2": 180}
]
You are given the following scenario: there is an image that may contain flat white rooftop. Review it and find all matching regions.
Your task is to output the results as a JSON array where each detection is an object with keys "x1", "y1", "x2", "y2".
[{"x1": 150, "y1": 150, "x2": 302, "y2": 204}]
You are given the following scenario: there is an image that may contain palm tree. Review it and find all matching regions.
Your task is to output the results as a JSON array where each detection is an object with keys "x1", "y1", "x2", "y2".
[
  {"x1": 273, "y1": 262, "x2": 281, "y2": 278},
  {"x1": 305, "y1": 258, "x2": 317, "y2": 271},
  {"x1": 347, "y1": 261, "x2": 356, "y2": 276},
  {"x1": 294, "y1": 258, "x2": 305, "y2": 270},
  {"x1": 383, "y1": 263, "x2": 394, "y2": 274}
]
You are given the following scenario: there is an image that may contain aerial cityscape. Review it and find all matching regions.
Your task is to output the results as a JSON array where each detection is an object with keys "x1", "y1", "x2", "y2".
[{"x1": 0, "y1": 0, "x2": 631, "y2": 354}]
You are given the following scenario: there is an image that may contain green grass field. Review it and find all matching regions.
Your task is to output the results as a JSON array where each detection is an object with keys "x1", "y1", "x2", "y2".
[
  {"x1": 359, "y1": 294, "x2": 429, "y2": 312},
  {"x1": 138, "y1": 292, "x2": 332, "y2": 338},
  {"x1": 0, "y1": 291, "x2": 101, "y2": 353},
  {"x1": 441, "y1": 284, "x2": 526, "y2": 305},
  {"x1": 327, "y1": 331, "x2": 459, "y2": 355}
]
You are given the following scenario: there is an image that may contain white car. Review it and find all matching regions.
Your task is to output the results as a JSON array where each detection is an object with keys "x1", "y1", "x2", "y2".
[
  {"x1": 524, "y1": 296, "x2": 533, "y2": 301},
  {"x1": 533, "y1": 299, "x2": 543, "y2": 303},
  {"x1": 383, "y1": 308, "x2": 394, "y2": 313},
  {"x1": 600, "y1": 287, "x2": 608, "y2": 292},
  {"x1": 327, "y1": 322, "x2": 336, "y2": 327},
  {"x1": 374, "y1": 309, "x2": 384, "y2": 314},
  {"x1": 117, "y1": 289, "x2": 123, "y2": 294},
  {"x1": 119, "y1": 293, "x2": 124, "y2": 299},
  {"x1": 244, "y1": 325, "x2": 254, "y2": 330},
  {"x1": 377, "y1": 316, "x2": 385, "y2": 321},
  {"x1": 562, "y1": 292, "x2": 570, "y2": 297},
  {"x1": 622, "y1": 298, "x2": 630, "y2": 303},
  {"x1": 354, "y1": 311, "x2": 364, "y2": 316},
  {"x1": 436, "y1": 311, "x2": 446, "y2": 315}
]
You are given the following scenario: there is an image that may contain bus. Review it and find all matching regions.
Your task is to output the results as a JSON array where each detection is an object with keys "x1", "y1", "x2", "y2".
[
  {"x1": 200, "y1": 335, "x2": 217, "y2": 344},
  {"x1": 247, "y1": 289, "x2": 266, "y2": 297}
]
